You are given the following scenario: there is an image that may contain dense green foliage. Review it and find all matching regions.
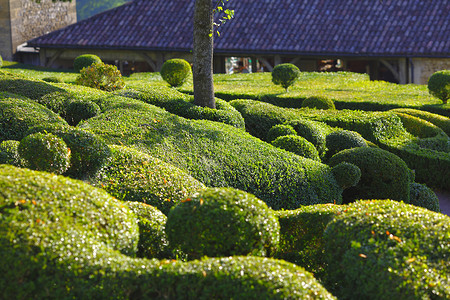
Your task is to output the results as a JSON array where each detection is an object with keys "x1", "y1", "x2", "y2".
[
  {"x1": 89, "y1": 145, "x2": 205, "y2": 215},
  {"x1": 408, "y1": 183, "x2": 441, "y2": 212},
  {"x1": 325, "y1": 130, "x2": 368, "y2": 159},
  {"x1": 65, "y1": 99, "x2": 101, "y2": 125},
  {"x1": 27, "y1": 124, "x2": 111, "y2": 179},
  {"x1": 42, "y1": 76, "x2": 64, "y2": 83},
  {"x1": 166, "y1": 188, "x2": 280, "y2": 259},
  {"x1": 393, "y1": 111, "x2": 446, "y2": 138},
  {"x1": 18, "y1": 132, "x2": 71, "y2": 174},
  {"x1": 0, "y1": 165, "x2": 334, "y2": 299},
  {"x1": 323, "y1": 200, "x2": 449, "y2": 299},
  {"x1": 428, "y1": 70, "x2": 450, "y2": 104},
  {"x1": 73, "y1": 54, "x2": 102, "y2": 73},
  {"x1": 301, "y1": 95, "x2": 336, "y2": 110},
  {"x1": 0, "y1": 97, "x2": 67, "y2": 142},
  {"x1": 285, "y1": 119, "x2": 328, "y2": 155},
  {"x1": 76, "y1": 62, "x2": 125, "y2": 91},
  {"x1": 271, "y1": 135, "x2": 320, "y2": 161},
  {"x1": 160, "y1": 58, "x2": 192, "y2": 87},
  {"x1": 266, "y1": 124, "x2": 297, "y2": 142},
  {"x1": 0, "y1": 55, "x2": 2, "y2": 68},
  {"x1": 391, "y1": 108, "x2": 450, "y2": 136},
  {"x1": 329, "y1": 147, "x2": 412, "y2": 203},
  {"x1": 116, "y1": 86, "x2": 245, "y2": 128},
  {"x1": 271, "y1": 63, "x2": 301, "y2": 91},
  {"x1": 0, "y1": 140, "x2": 23, "y2": 166},
  {"x1": 331, "y1": 162, "x2": 362, "y2": 190}
]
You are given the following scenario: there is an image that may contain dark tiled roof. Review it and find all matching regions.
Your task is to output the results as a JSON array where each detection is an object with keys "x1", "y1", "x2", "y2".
[{"x1": 28, "y1": 0, "x2": 450, "y2": 57}]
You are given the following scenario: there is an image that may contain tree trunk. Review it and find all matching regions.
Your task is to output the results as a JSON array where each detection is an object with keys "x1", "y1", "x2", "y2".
[{"x1": 193, "y1": 0, "x2": 215, "y2": 108}]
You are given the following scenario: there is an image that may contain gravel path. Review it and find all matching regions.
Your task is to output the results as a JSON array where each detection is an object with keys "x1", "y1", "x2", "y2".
[{"x1": 435, "y1": 189, "x2": 450, "y2": 216}]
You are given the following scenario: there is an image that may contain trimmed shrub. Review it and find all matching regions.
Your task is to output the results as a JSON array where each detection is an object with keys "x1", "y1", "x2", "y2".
[
  {"x1": 325, "y1": 130, "x2": 368, "y2": 158},
  {"x1": 302, "y1": 96, "x2": 335, "y2": 110},
  {"x1": 323, "y1": 200, "x2": 450, "y2": 299},
  {"x1": 329, "y1": 147, "x2": 412, "y2": 203},
  {"x1": 391, "y1": 108, "x2": 450, "y2": 136},
  {"x1": 331, "y1": 162, "x2": 361, "y2": 189},
  {"x1": 272, "y1": 63, "x2": 301, "y2": 91},
  {"x1": 166, "y1": 187, "x2": 280, "y2": 259},
  {"x1": 275, "y1": 204, "x2": 345, "y2": 279},
  {"x1": 285, "y1": 119, "x2": 327, "y2": 155},
  {"x1": 65, "y1": 99, "x2": 101, "y2": 126},
  {"x1": 117, "y1": 86, "x2": 245, "y2": 129},
  {"x1": 27, "y1": 124, "x2": 111, "y2": 178},
  {"x1": 266, "y1": 124, "x2": 297, "y2": 143},
  {"x1": 0, "y1": 140, "x2": 24, "y2": 167},
  {"x1": 408, "y1": 182, "x2": 440, "y2": 212},
  {"x1": 160, "y1": 58, "x2": 192, "y2": 87},
  {"x1": 76, "y1": 62, "x2": 125, "y2": 92},
  {"x1": 416, "y1": 136, "x2": 450, "y2": 152},
  {"x1": 0, "y1": 55, "x2": 2, "y2": 68},
  {"x1": 0, "y1": 97, "x2": 67, "y2": 142},
  {"x1": 271, "y1": 135, "x2": 320, "y2": 161},
  {"x1": 428, "y1": 69, "x2": 450, "y2": 104},
  {"x1": 89, "y1": 145, "x2": 205, "y2": 215},
  {"x1": 42, "y1": 76, "x2": 63, "y2": 83},
  {"x1": 18, "y1": 132, "x2": 71, "y2": 174},
  {"x1": 123, "y1": 201, "x2": 172, "y2": 259},
  {"x1": 73, "y1": 54, "x2": 102, "y2": 73},
  {"x1": 393, "y1": 112, "x2": 446, "y2": 138}
]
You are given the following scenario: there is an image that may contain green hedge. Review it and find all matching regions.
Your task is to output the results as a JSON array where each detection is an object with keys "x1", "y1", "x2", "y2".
[
  {"x1": 81, "y1": 100, "x2": 343, "y2": 209},
  {"x1": 393, "y1": 112, "x2": 447, "y2": 138},
  {"x1": 0, "y1": 97, "x2": 68, "y2": 142},
  {"x1": 89, "y1": 145, "x2": 205, "y2": 215},
  {"x1": 323, "y1": 200, "x2": 450, "y2": 299},
  {"x1": 116, "y1": 86, "x2": 245, "y2": 129},
  {"x1": 408, "y1": 182, "x2": 441, "y2": 213},
  {"x1": 271, "y1": 135, "x2": 320, "y2": 161},
  {"x1": 390, "y1": 108, "x2": 450, "y2": 136},
  {"x1": 274, "y1": 204, "x2": 345, "y2": 279},
  {"x1": 0, "y1": 140, "x2": 23, "y2": 166},
  {"x1": 0, "y1": 165, "x2": 335, "y2": 299}
]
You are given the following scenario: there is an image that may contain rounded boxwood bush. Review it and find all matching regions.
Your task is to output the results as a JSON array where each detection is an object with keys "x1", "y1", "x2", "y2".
[
  {"x1": 393, "y1": 112, "x2": 446, "y2": 138},
  {"x1": 427, "y1": 70, "x2": 450, "y2": 104},
  {"x1": 18, "y1": 132, "x2": 71, "y2": 174},
  {"x1": 329, "y1": 147, "x2": 412, "y2": 203},
  {"x1": 323, "y1": 200, "x2": 449, "y2": 300},
  {"x1": 331, "y1": 162, "x2": 361, "y2": 189},
  {"x1": 166, "y1": 187, "x2": 280, "y2": 259},
  {"x1": 160, "y1": 58, "x2": 192, "y2": 87},
  {"x1": 285, "y1": 119, "x2": 327, "y2": 155},
  {"x1": 76, "y1": 62, "x2": 125, "y2": 92},
  {"x1": 0, "y1": 140, "x2": 24, "y2": 167},
  {"x1": 123, "y1": 201, "x2": 172, "y2": 259},
  {"x1": 326, "y1": 130, "x2": 368, "y2": 158},
  {"x1": 301, "y1": 96, "x2": 335, "y2": 110},
  {"x1": 27, "y1": 125, "x2": 111, "y2": 178},
  {"x1": 65, "y1": 99, "x2": 101, "y2": 126},
  {"x1": 272, "y1": 63, "x2": 301, "y2": 91},
  {"x1": 408, "y1": 182, "x2": 440, "y2": 212},
  {"x1": 271, "y1": 135, "x2": 320, "y2": 161},
  {"x1": 267, "y1": 124, "x2": 297, "y2": 142},
  {"x1": 73, "y1": 54, "x2": 102, "y2": 73}
]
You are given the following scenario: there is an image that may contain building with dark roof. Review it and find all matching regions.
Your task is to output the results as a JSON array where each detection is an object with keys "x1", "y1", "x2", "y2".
[{"x1": 26, "y1": 0, "x2": 450, "y2": 84}]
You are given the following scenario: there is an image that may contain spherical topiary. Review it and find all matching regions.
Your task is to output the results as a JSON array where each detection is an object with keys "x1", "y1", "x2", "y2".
[
  {"x1": 165, "y1": 187, "x2": 280, "y2": 259},
  {"x1": 408, "y1": 183, "x2": 440, "y2": 213},
  {"x1": 160, "y1": 59, "x2": 192, "y2": 87},
  {"x1": 75, "y1": 62, "x2": 125, "y2": 92},
  {"x1": 301, "y1": 96, "x2": 335, "y2": 110},
  {"x1": 41, "y1": 76, "x2": 63, "y2": 83},
  {"x1": 427, "y1": 70, "x2": 450, "y2": 104},
  {"x1": 271, "y1": 135, "x2": 320, "y2": 161},
  {"x1": 285, "y1": 119, "x2": 326, "y2": 155},
  {"x1": 18, "y1": 132, "x2": 71, "y2": 174},
  {"x1": 0, "y1": 140, "x2": 24, "y2": 167},
  {"x1": 266, "y1": 124, "x2": 297, "y2": 142},
  {"x1": 331, "y1": 162, "x2": 361, "y2": 189},
  {"x1": 65, "y1": 99, "x2": 101, "y2": 126},
  {"x1": 272, "y1": 63, "x2": 301, "y2": 91},
  {"x1": 123, "y1": 201, "x2": 173, "y2": 259},
  {"x1": 73, "y1": 54, "x2": 102, "y2": 73},
  {"x1": 325, "y1": 130, "x2": 368, "y2": 158},
  {"x1": 329, "y1": 147, "x2": 412, "y2": 203}
]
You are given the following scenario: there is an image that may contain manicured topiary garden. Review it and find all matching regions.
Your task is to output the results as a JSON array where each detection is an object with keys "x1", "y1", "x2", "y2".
[{"x1": 0, "y1": 61, "x2": 449, "y2": 299}]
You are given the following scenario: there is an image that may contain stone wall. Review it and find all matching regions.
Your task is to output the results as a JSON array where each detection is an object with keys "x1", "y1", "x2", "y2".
[
  {"x1": 0, "y1": 0, "x2": 76, "y2": 61},
  {"x1": 412, "y1": 58, "x2": 450, "y2": 85}
]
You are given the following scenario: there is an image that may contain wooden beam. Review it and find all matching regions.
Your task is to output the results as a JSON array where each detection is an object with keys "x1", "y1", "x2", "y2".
[
  {"x1": 380, "y1": 59, "x2": 400, "y2": 83},
  {"x1": 139, "y1": 52, "x2": 157, "y2": 71},
  {"x1": 256, "y1": 56, "x2": 273, "y2": 71},
  {"x1": 45, "y1": 50, "x2": 63, "y2": 68}
]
